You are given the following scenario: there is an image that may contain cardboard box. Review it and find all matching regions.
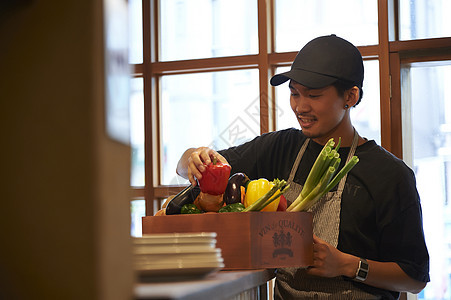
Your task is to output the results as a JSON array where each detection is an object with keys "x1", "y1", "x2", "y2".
[{"x1": 142, "y1": 211, "x2": 313, "y2": 270}]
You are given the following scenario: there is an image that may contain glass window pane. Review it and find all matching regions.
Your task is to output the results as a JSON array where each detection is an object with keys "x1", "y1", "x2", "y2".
[
  {"x1": 274, "y1": 0, "x2": 378, "y2": 53},
  {"x1": 275, "y1": 60, "x2": 381, "y2": 145},
  {"x1": 399, "y1": 0, "x2": 451, "y2": 40},
  {"x1": 130, "y1": 78, "x2": 145, "y2": 186},
  {"x1": 128, "y1": 0, "x2": 143, "y2": 64},
  {"x1": 160, "y1": 69, "x2": 260, "y2": 185},
  {"x1": 159, "y1": 0, "x2": 258, "y2": 61},
  {"x1": 351, "y1": 60, "x2": 381, "y2": 145},
  {"x1": 131, "y1": 199, "x2": 145, "y2": 237},
  {"x1": 401, "y1": 61, "x2": 451, "y2": 300}
]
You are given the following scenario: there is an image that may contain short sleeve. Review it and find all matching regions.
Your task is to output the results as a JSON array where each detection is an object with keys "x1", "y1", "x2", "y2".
[
  {"x1": 218, "y1": 129, "x2": 303, "y2": 182},
  {"x1": 218, "y1": 136, "x2": 260, "y2": 179},
  {"x1": 378, "y1": 173, "x2": 430, "y2": 282}
]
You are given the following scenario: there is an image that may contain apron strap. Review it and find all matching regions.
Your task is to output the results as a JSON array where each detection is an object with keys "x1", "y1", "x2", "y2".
[
  {"x1": 287, "y1": 138, "x2": 310, "y2": 183},
  {"x1": 336, "y1": 129, "x2": 359, "y2": 195}
]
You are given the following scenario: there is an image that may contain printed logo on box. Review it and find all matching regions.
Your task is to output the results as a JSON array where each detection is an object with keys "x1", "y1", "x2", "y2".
[
  {"x1": 258, "y1": 219, "x2": 307, "y2": 263},
  {"x1": 272, "y1": 230, "x2": 293, "y2": 258}
]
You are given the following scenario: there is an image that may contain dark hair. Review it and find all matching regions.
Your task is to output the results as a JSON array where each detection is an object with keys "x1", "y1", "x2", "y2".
[{"x1": 332, "y1": 80, "x2": 363, "y2": 107}]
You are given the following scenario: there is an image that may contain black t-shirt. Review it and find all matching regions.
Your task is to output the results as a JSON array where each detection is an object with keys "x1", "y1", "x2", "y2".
[{"x1": 219, "y1": 128, "x2": 430, "y2": 296}]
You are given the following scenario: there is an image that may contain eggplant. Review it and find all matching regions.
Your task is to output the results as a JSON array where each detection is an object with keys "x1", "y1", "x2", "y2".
[
  {"x1": 223, "y1": 173, "x2": 250, "y2": 205},
  {"x1": 165, "y1": 185, "x2": 201, "y2": 215}
]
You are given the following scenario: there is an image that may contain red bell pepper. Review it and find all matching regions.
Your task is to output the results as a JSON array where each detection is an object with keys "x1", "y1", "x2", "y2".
[
  {"x1": 277, "y1": 195, "x2": 288, "y2": 211},
  {"x1": 198, "y1": 158, "x2": 231, "y2": 195}
]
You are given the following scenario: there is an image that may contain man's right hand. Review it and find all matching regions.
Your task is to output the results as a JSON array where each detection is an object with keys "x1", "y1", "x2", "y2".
[{"x1": 176, "y1": 147, "x2": 229, "y2": 187}]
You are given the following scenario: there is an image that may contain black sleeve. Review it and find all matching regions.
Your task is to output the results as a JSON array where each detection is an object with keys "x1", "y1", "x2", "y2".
[
  {"x1": 377, "y1": 169, "x2": 430, "y2": 282},
  {"x1": 380, "y1": 205, "x2": 430, "y2": 282},
  {"x1": 218, "y1": 129, "x2": 303, "y2": 181},
  {"x1": 218, "y1": 135, "x2": 261, "y2": 180}
]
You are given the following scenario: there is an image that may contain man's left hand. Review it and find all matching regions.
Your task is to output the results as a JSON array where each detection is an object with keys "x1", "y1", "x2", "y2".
[{"x1": 306, "y1": 234, "x2": 358, "y2": 278}]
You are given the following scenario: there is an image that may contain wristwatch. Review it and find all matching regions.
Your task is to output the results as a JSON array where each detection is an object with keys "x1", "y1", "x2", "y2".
[{"x1": 354, "y1": 258, "x2": 369, "y2": 282}]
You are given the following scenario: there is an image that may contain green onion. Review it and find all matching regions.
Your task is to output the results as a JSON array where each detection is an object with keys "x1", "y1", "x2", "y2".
[
  {"x1": 325, "y1": 156, "x2": 359, "y2": 193},
  {"x1": 298, "y1": 138, "x2": 335, "y2": 201},
  {"x1": 257, "y1": 184, "x2": 290, "y2": 210},
  {"x1": 289, "y1": 166, "x2": 336, "y2": 212},
  {"x1": 287, "y1": 138, "x2": 359, "y2": 212}
]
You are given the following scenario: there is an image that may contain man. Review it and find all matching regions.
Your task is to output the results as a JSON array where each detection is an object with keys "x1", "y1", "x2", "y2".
[{"x1": 177, "y1": 35, "x2": 429, "y2": 299}]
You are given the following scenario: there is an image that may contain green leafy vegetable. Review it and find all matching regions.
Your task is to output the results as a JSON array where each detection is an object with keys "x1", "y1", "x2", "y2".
[
  {"x1": 181, "y1": 203, "x2": 203, "y2": 214},
  {"x1": 219, "y1": 202, "x2": 245, "y2": 213}
]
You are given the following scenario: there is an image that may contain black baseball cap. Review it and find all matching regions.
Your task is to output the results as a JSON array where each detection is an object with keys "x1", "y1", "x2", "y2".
[{"x1": 270, "y1": 35, "x2": 364, "y2": 89}]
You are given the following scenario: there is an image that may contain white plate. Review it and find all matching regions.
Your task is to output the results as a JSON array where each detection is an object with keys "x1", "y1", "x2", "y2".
[
  {"x1": 135, "y1": 261, "x2": 224, "y2": 278},
  {"x1": 133, "y1": 244, "x2": 218, "y2": 254},
  {"x1": 139, "y1": 232, "x2": 217, "y2": 238},
  {"x1": 133, "y1": 240, "x2": 216, "y2": 249},
  {"x1": 134, "y1": 255, "x2": 224, "y2": 265},
  {"x1": 134, "y1": 232, "x2": 217, "y2": 245},
  {"x1": 134, "y1": 249, "x2": 222, "y2": 261}
]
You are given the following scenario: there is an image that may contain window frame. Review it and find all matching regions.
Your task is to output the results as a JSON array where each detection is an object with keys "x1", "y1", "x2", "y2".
[{"x1": 130, "y1": 0, "x2": 451, "y2": 217}]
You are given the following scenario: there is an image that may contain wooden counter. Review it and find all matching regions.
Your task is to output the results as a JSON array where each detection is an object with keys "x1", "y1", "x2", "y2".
[{"x1": 134, "y1": 269, "x2": 276, "y2": 300}]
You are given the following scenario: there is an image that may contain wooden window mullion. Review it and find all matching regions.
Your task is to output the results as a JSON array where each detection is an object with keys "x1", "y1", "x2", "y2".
[
  {"x1": 378, "y1": 0, "x2": 393, "y2": 152},
  {"x1": 258, "y1": 0, "x2": 270, "y2": 134}
]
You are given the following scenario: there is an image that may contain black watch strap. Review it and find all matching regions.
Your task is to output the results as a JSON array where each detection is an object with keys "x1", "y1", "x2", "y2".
[{"x1": 354, "y1": 258, "x2": 369, "y2": 282}]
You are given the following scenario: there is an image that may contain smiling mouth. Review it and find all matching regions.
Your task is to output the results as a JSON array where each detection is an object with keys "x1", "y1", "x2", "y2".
[{"x1": 297, "y1": 114, "x2": 317, "y2": 127}]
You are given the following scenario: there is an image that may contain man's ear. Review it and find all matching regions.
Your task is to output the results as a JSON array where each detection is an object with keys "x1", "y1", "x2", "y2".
[{"x1": 345, "y1": 86, "x2": 360, "y2": 107}]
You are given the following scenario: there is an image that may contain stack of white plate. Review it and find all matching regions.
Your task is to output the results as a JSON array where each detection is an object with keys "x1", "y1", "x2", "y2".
[{"x1": 133, "y1": 232, "x2": 224, "y2": 279}]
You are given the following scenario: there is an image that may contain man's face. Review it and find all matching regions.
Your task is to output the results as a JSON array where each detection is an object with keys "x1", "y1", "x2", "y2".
[{"x1": 289, "y1": 80, "x2": 348, "y2": 145}]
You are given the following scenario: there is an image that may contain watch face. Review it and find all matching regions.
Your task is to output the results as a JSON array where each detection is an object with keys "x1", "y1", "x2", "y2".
[
  {"x1": 361, "y1": 261, "x2": 369, "y2": 270},
  {"x1": 358, "y1": 269, "x2": 367, "y2": 278},
  {"x1": 355, "y1": 258, "x2": 369, "y2": 281}
]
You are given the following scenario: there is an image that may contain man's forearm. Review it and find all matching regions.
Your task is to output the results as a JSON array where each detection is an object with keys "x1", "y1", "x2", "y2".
[
  {"x1": 361, "y1": 260, "x2": 426, "y2": 294},
  {"x1": 337, "y1": 253, "x2": 426, "y2": 293}
]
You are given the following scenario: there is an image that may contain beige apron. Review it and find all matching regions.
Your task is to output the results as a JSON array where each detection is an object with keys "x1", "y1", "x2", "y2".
[{"x1": 275, "y1": 131, "x2": 380, "y2": 299}]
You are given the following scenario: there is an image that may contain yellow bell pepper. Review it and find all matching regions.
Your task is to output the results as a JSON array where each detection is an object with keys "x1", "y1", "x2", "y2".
[{"x1": 244, "y1": 178, "x2": 280, "y2": 212}]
